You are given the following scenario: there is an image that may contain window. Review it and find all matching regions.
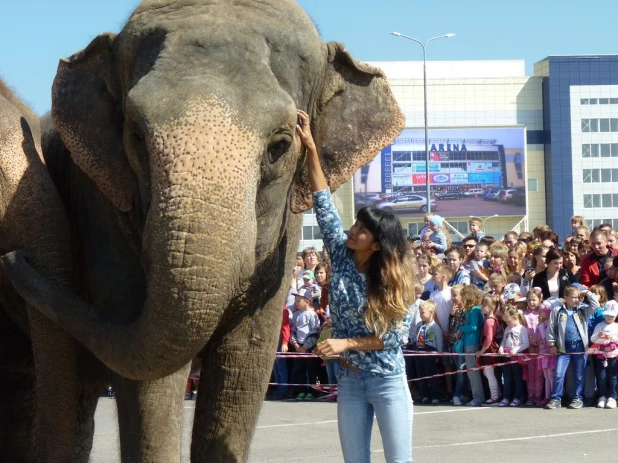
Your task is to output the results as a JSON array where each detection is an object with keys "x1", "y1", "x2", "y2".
[
  {"x1": 583, "y1": 169, "x2": 591, "y2": 183},
  {"x1": 603, "y1": 169, "x2": 613, "y2": 182},
  {"x1": 611, "y1": 98, "x2": 618, "y2": 104},
  {"x1": 312, "y1": 226, "x2": 322, "y2": 240},
  {"x1": 303, "y1": 208, "x2": 314, "y2": 215},
  {"x1": 581, "y1": 98, "x2": 589, "y2": 105},
  {"x1": 612, "y1": 119, "x2": 618, "y2": 132},
  {"x1": 603, "y1": 194, "x2": 613, "y2": 208},
  {"x1": 447, "y1": 221, "x2": 470, "y2": 236},
  {"x1": 591, "y1": 144, "x2": 599, "y2": 157},
  {"x1": 582, "y1": 119, "x2": 591, "y2": 132},
  {"x1": 612, "y1": 169, "x2": 618, "y2": 182},
  {"x1": 582, "y1": 144, "x2": 591, "y2": 158},
  {"x1": 584, "y1": 194, "x2": 601, "y2": 208},
  {"x1": 528, "y1": 178, "x2": 538, "y2": 192},
  {"x1": 590, "y1": 99, "x2": 598, "y2": 105},
  {"x1": 591, "y1": 169, "x2": 600, "y2": 182},
  {"x1": 600, "y1": 98, "x2": 609, "y2": 105},
  {"x1": 601, "y1": 119, "x2": 611, "y2": 132},
  {"x1": 408, "y1": 222, "x2": 424, "y2": 237},
  {"x1": 613, "y1": 144, "x2": 618, "y2": 157},
  {"x1": 302, "y1": 226, "x2": 313, "y2": 239},
  {"x1": 602, "y1": 144, "x2": 611, "y2": 157}
]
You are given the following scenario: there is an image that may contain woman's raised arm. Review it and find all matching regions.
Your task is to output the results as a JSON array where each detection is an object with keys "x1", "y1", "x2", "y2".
[{"x1": 297, "y1": 110, "x2": 328, "y2": 192}]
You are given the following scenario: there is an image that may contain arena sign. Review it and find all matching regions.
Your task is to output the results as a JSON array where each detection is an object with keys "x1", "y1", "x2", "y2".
[{"x1": 353, "y1": 127, "x2": 527, "y2": 220}]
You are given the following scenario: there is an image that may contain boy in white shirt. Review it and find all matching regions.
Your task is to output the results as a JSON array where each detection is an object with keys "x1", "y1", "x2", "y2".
[{"x1": 430, "y1": 264, "x2": 453, "y2": 339}]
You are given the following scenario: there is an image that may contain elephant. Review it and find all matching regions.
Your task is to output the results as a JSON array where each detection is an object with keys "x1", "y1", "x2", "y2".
[
  {"x1": 1, "y1": 0, "x2": 404, "y2": 461},
  {"x1": 0, "y1": 79, "x2": 97, "y2": 462}
]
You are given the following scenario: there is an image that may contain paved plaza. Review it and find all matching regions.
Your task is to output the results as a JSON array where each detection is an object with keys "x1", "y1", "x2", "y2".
[{"x1": 91, "y1": 397, "x2": 616, "y2": 462}]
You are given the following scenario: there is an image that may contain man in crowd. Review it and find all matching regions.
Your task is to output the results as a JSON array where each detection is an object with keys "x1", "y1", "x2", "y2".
[{"x1": 580, "y1": 230, "x2": 615, "y2": 287}]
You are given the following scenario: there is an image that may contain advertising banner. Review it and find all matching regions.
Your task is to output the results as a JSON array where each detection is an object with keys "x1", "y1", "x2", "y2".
[{"x1": 353, "y1": 127, "x2": 527, "y2": 219}]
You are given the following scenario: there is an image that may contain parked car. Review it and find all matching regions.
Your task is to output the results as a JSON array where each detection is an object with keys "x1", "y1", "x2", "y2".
[
  {"x1": 499, "y1": 189, "x2": 518, "y2": 202},
  {"x1": 484, "y1": 189, "x2": 502, "y2": 201},
  {"x1": 377, "y1": 194, "x2": 437, "y2": 213},
  {"x1": 435, "y1": 190, "x2": 463, "y2": 200},
  {"x1": 463, "y1": 188, "x2": 484, "y2": 197},
  {"x1": 511, "y1": 188, "x2": 526, "y2": 205}
]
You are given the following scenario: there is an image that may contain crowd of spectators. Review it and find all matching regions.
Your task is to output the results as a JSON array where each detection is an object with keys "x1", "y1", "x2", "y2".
[{"x1": 265, "y1": 214, "x2": 618, "y2": 409}]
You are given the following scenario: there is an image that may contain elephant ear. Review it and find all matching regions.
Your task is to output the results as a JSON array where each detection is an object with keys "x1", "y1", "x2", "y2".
[
  {"x1": 52, "y1": 33, "x2": 135, "y2": 212},
  {"x1": 290, "y1": 42, "x2": 404, "y2": 213}
]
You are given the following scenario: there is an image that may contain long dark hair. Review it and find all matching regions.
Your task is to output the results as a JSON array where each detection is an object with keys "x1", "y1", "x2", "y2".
[{"x1": 356, "y1": 207, "x2": 415, "y2": 338}]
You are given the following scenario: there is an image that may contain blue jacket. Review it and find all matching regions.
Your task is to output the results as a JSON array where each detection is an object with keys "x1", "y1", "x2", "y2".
[{"x1": 458, "y1": 306, "x2": 484, "y2": 346}]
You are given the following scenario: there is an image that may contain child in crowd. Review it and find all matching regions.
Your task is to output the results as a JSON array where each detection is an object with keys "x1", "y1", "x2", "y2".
[
  {"x1": 430, "y1": 264, "x2": 453, "y2": 339},
  {"x1": 417, "y1": 253, "x2": 438, "y2": 296},
  {"x1": 405, "y1": 282, "x2": 425, "y2": 386},
  {"x1": 536, "y1": 300, "x2": 558, "y2": 407},
  {"x1": 458, "y1": 285, "x2": 486, "y2": 406},
  {"x1": 498, "y1": 307, "x2": 530, "y2": 407},
  {"x1": 426, "y1": 215, "x2": 447, "y2": 254},
  {"x1": 449, "y1": 285, "x2": 467, "y2": 404},
  {"x1": 470, "y1": 241, "x2": 489, "y2": 289},
  {"x1": 316, "y1": 316, "x2": 338, "y2": 401},
  {"x1": 545, "y1": 285, "x2": 599, "y2": 409},
  {"x1": 589, "y1": 301, "x2": 618, "y2": 409},
  {"x1": 419, "y1": 212, "x2": 435, "y2": 243},
  {"x1": 468, "y1": 217, "x2": 486, "y2": 243},
  {"x1": 477, "y1": 295, "x2": 503, "y2": 405},
  {"x1": 414, "y1": 300, "x2": 444, "y2": 405},
  {"x1": 488, "y1": 273, "x2": 507, "y2": 307},
  {"x1": 270, "y1": 304, "x2": 291, "y2": 400},
  {"x1": 523, "y1": 288, "x2": 544, "y2": 406},
  {"x1": 503, "y1": 283, "x2": 522, "y2": 306},
  {"x1": 289, "y1": 289, "x2": 321, "y2": 400},
  {"x1": 508, "y1": 272, "x2": 526, "y2": 297},
  {"x1": 583, "y1": 285, "x2": 607, "y2": 405},
  {"x1": 299, "y1": 269, "x2": 321, "y2": 305},
  {"x1": 446, "y1": 246, "x2": 471, "y2": 286},
  {"x1": 571, "y1": 216, "x2": 585, "y2": 237},
  {"x1": 489, "y1": 246, "x2": 509, "y2": 280}
]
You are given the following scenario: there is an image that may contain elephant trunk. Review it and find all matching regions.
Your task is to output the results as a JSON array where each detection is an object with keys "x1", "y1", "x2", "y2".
[{"x1": 1, "y1": 103, "x2": 262, "y2": 381}]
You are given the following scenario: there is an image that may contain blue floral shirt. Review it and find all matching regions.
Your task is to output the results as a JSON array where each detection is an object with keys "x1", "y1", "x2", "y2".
[{"x1": 313, "y1": 188, "x2": 412, "y2": 376}]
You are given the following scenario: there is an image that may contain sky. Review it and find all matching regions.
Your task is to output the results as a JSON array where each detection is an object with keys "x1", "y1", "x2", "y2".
[{"x1": 2, "y1": 0, "x2": 616, "y2": 115}]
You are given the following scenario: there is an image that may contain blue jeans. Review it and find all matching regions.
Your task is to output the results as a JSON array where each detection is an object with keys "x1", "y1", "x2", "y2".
[
  {"x1": 325, "y1": 359, "x2": 340, "y2": 385},
  {"x1": 552, "y1": 341, "x2": 587, "y2": 401},
  {"x1": 453, "y1": 354, "x2": 468, "y2": 399},
  {"x1": 338, "y1": 366, "x2": 413, "y2": 463},
  {"x1": 273, "y1": 341, "x2": 288, "y2": 393},
  {"x1": 593, "y1": 357, "x2": 617, "y2": 399}
]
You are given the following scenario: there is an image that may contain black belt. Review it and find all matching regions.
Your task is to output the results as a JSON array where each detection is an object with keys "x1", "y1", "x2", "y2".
[{"x1": 565, "y1": 340, "x2": 582, "y2": 346}]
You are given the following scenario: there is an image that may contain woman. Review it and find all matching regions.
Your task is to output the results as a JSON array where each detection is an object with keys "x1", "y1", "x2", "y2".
[
  {"x1": 298, "y1": 110, "x2": 414, "y2": 462},
  {"x1": 507, "y1": 248, "x2": 524, "y2": 275},
  {"x1": 562, "y1": 249, "x2": 581, "y2": 283},
  {"x1": 532, "y1": 248, "x2": 573, "y2": 299},
  {"x1": 315, "y1": 262, "x2": 330, "y2": 322},
  {"x1": 461, "y1": 235, "x2": 477, "y2": 271},
  {"x1": 523, "y1": 245, "x2": 548, "y2": 290}
]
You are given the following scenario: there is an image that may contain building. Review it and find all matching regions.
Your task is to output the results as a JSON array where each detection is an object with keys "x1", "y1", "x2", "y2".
[
  {"x1": 534, "y1": 55, "x2": 618, "y2": 238},
  {"x1": 298, "y1": 59, "x2": 546, "y2": 251}
]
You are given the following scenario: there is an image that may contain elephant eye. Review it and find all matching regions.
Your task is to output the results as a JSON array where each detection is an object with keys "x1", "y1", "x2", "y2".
[{"x1": 268, "y1": 133, "x2": 293, "y2": 164}]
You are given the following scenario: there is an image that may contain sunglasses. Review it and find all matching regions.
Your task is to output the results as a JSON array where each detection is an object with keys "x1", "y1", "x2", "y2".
[{"x1": 463, "y1": 244, "x2": 476, "y2": 248}]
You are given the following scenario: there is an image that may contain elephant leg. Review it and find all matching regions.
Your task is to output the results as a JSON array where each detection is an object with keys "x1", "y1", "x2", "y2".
[
  {"x1": 28, "y1": 310, "x2": 81, "y2": 462},
  {"x1": 114, "y1": 364, "x2": 190, "y2": 463},
  {"x1": 0, "y1": 305, "x2": 36, "y2": 462},
  {"x1": 191, "y1": 307, "x2": 281, "y2": 462}
]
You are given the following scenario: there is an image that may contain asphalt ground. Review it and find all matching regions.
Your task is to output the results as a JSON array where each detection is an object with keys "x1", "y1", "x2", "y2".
[{"x1": 91, "y1": 397, "x2": 616, "y2": 462}]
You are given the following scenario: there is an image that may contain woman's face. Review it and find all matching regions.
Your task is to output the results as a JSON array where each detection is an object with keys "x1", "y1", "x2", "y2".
[
  {"x1": 608, "y1": 234, "x2": 617, "y2": 250},
  {"x1": 541, "y1": 239, "x2": 554, "y2": 249},
  {"x1": 347, "y1": 220, "x2": 378, "y2": 253},
  {"x1": 508, "y1": 252, "x2": 520, "y2": 270},
  {"x1": 315, "y1": 268, "x2": 327, "y2": 284},
  {"x1": 304, "y1": 251, "x2": 319, "y2": 268},
  {"x1": 536, "y1": 250, "x2": 548, "y2": 268},
  {"x1": 418, "y1": 259, "x2": 430, "y2": 276},
  {"x1": 445, "y1": 252, "x2": 462, "y2": 272},
  {"x1": 547, "y1": 257, "x2": 563, "y2": 273}
]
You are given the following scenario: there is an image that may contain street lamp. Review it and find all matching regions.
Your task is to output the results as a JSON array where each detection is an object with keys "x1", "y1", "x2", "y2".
[{"x1": 391, "y1": 31, "x2": 455, "y2": 213}]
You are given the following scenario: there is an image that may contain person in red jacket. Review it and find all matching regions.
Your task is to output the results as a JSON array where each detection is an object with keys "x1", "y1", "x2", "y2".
[
  {"x1": 270, "y1": 306, "x2": 291, "y2": 400},
  {"x1": 580, "y1": 230, "x2": 615, "y2": 288}
]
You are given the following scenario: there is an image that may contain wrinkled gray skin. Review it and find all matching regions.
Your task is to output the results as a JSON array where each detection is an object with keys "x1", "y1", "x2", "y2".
[
  {"x1": 0, "y1": 80, "x2": 92, "y2": 462},
  {"x1": 1, "y1": 0, "x2": 404, "y2": 461}
]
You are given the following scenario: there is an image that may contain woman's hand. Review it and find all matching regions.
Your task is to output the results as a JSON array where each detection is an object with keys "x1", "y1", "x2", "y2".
[
  {"x1": 296, "y1": 110, "x2": 317, "y2": 153},
  {"x1": 315, "y1": 338, "x2": 350, "y2": 358}
]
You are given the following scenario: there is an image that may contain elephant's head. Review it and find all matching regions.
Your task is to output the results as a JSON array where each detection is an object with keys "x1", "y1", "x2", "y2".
[{"x1": 3, "y1": 0, "x2": 403, "y2": 380}]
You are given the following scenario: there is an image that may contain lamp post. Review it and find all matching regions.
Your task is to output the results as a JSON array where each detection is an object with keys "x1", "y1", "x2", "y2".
[
  {"x1": 471, "y1": 214, "x2": 500, "y2": 227},
  {"x1": 391, "y1": 32, "x2": 455, "y2": 213}
]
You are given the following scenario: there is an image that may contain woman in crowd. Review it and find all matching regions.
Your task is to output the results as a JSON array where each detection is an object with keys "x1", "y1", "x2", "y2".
[
  {"x1": 507, "y1": 248, "x2": 525, "y2": 276},
  {"x1": 315, "y1": 262, "x2": 330, "y2": 323},
  {"x1": 461, "y1": 235, "x2": 477, "y2": 271},
  {"x1": 298, "y1": 110, "x2": 415, "y2": 462},
  {"x1": 523, "y1": 245, "x2": 548, "y2": 291},
  {"x1": 532, "y1": 248, "x2": 573, "y2": 299},
  {"x1": 563, "y1": 248, "x2": 581, "y2": 283}
]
